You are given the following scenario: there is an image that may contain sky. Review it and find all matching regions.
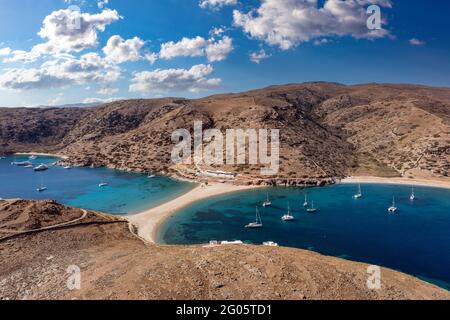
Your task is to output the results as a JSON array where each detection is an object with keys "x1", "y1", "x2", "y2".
[{"x1": 0, "y1": 0, "x2": 449, "y2": 107}]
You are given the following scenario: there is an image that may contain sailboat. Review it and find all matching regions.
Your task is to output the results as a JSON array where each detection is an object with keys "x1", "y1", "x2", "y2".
[
  {"x1": 410, "y1": 186, "x2": 416, "y2": 201},
  {"x1": 388, "y1": 197, "x2": 398, "y2": 213},
  {"x1": 99, "y1": 182, "x2": 108, "y2": 187},
  {"x1": 303, "y1": 192, "x2": 309, "y2": 207},
  {"x1": 36, "y1": 175, "x2": 47, "y2": 192},
  {"x1": 262, "y1": 192, "x2": 272, "y2": 207},
  {"x1": 281, "y1": 203, "x2": 295, "y2": 221},
  {"x1": 34, "y1": 164, "x2": 49, "y2": 172},
  {"x1": 307, "y1": 201, "x2": 318, "y2": 213},
  {"x1": 245, "y1": 207, "x2": 263, "y2": 228},
  {"x1": 353, "y1": 183, "x2": 363, "y2": 199}
]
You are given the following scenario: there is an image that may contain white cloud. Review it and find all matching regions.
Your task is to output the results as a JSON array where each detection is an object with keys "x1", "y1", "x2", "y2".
[
  {"x1": 103, "y1": 35, "x2": 145, "y2": 64},
  {"x1": 129, "y1": 64, "x2": 221, "y2": 93},
  {"x1": 249, "y1": 49, "x2": 271, "y2": 64},
  {"x1": 35, "y1": 8, "x2": 120, "y2": 55},
  {"x1": 159, "y1": 36, "x2": 233, "y2": 62},
  {"x1": 160, "y1": 36, "x2": 207, "y2": 59},
  {"x1": 313, "y1": 38, "x2": 332, "y2": 46},
  {"x1": 199, "y1": 0, "x2": 238, "y2": 10},
  {"x1": 3, "y1": 50, "x2": 41, "y2": 63},
  {"x1": 97, "y1": 86, "x2": 119, "y2": 95},
  {"x1": 98, "y1": 0, "x2": 109, "y2": 9},
  {"x1": 83, "y1": 96, "x2": 124, "y2": 104},
  {"x1": 48, "y1": 92, "x2": 64, "y2": 106},
  {"x1": 409, "y1": 38, "x2": 425, "y2": 46},
  {"x1": 205, "y1": 36, "x2": 233, "y2": 62},
  {"x1": 1, "y1": 8, "x2": 121, "y2": 65},
  {"x1": 233, "y1": 0, "x2": 392, "y2": 50},
  {"x1": 0, "y1": 53, "x2": 120, "y2": 90},
  {"x1": 0, "y1": 47, "x2": 11, "y2": 56},
  {"x1": 144, "y1": 52, "x2": 158, "y2": 64}
]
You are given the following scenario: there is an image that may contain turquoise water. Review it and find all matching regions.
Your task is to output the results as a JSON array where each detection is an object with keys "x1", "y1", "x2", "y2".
[
  {"x1": 0, "y1": 156, "x2": 194, "y2": 214},
  {"x1": 159, "y1": 184, "x2": 450, "y2": 290}
]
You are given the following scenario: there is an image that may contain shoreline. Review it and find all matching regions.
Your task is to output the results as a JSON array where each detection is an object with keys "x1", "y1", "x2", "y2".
[
  {"x1": 127, "y1": 176, "x2": 450, "y2": 244},
  {"x1": 341, "y1": 176, "x2": 450, "y2": 190},
  {"x1": 126, "y1": 183, "x2": 261, "y2": 243},
  {"x1": 14, "y1": 152, "x2": 68, "y2": 160}
]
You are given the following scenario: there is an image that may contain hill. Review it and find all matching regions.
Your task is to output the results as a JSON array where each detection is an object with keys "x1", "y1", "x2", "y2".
[
  {"x1": 1, "y1": 83, "x2": 449, "y2": 184},
  {"x1": 1, "y1": 199, "x2": 448, "y2": 300}
]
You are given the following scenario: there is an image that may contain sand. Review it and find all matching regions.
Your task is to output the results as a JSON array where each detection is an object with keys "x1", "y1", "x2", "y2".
[
  {"x1": 126, "y1": 183, "x2": 260, "y2": 243},
  {"x1": 342, "y1": 176, "x2": 450, "y2": 190},
  {"x1": 128, "y1": 176, "x2": 450, "y2": 244},
  {"x1": 14, "y1": 152, "x2": 68, "y2": 160}
]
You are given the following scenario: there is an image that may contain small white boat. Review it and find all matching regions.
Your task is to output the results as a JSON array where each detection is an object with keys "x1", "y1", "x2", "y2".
[
  {"x1": 64, "y1": 166, "x2": 72, "y2": 170},
  {"x1": 34, "y1": 164, "x2": 49, "y2": 172},
  {"x1": 99, "y1": 182, "x2": 108, "y2": 188},
  {"x1": 263, "y1": 241, "x2": 279, "y2": 247},
  {"x1": 245, "y1": 207, "x2": 263, "y2": 228},
  {"x1": 281, "y1": 203, "x2": 295, "y2": 221},
  {"x1": 410, "y1": 187, "x2": 416, "y2": 201},
  {"x1": 303, "y1": 192, "x2": 309, "y2": 207},
  {"x1": 353, "y1": 184, "x2": 363, "y2": 199},
  {"x1": 388, "y1": 197, "x2": 398, "y2": 213},
  {"x1": 147, "y1": 174, "x2": 156, "y2": 178},
  {"x1": 262, "y1": 192, "x2": 272, "y2": 207},
  {"x1": 306, "y1": 201, "x2": 318, "y2": 213},
  {"x1": 11, "y1": 161, "x2": 33, "y2": 167},
  {"x1": 29, "y1": 155, "x2": 37, "y2": 160},
  {"x1": 36, "y1": 187, "x2": 47, "y2": 192}
]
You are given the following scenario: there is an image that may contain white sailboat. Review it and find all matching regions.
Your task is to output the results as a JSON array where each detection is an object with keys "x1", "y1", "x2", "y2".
[
  {"x1": 245, "y1": 207, "x2": 263, "y2": 228},
  {"x1": 388, "y1": 197, "x2": 398, "y2": 213},
  {"x1": 36, "y1": 175, "x2": 47, "y2": 192},
  {"x1": 307, "y1": 201, "x2": 318, "y2": 213},
  {"x1": 99, "y1": 182, "x2": 108, "y2": 187},
  {"x1": 353, "y1": 183, "x2": 362, "y2": 199},
  {"x1": 281, "y1": 203, "x2": 295, "y2": 221},
  {"x1": 262, "y1": 192, "x2": 272, "y2": 207},
  {"x1": 410, "y1": 186, "x2": 416, "y2": 201},
  {"x1": 303, "y1": 192, "x2": 309, "y2": 207}
]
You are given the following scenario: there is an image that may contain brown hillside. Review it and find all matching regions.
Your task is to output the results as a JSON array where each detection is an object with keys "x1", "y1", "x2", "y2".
[
  {"x1": 1, "y1": 199, "x2": 448, "y2": 300},
  {"x1": 1, "y1": 83, "x2": 449, "y2": 183}
]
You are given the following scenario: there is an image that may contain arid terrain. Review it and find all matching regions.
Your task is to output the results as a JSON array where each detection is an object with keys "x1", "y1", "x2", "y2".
[
  {"x1": 1, "y1": 199, "x2": 448, "y2": 300},
  {"x1": 1, "y1": 83, "x2": 449, "y2": 185}
]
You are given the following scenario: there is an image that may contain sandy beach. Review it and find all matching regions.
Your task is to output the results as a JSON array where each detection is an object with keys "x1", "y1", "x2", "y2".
[
  {"x1": 342, "y1": 176, "x2": 450, "y2": 190},
  {"x1": 126, "y1": 183, "x2": 260, "y2": 243},
  {"x1": 14, "y1": 152, "x2": 68, "y2": 160}
]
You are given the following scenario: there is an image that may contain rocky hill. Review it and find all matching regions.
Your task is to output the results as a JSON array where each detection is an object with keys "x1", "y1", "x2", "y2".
[
  {"x1": 1, "y1": 199, "x2": 448, "y2": 300},
  {"x1": 1, "y1": 83, "x2": 449, "y2": 184}
]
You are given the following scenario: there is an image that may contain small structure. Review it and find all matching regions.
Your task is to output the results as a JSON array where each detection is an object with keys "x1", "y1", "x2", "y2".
[{"x1": 203, "y1": 170, "x2": 237, "y2": 180}]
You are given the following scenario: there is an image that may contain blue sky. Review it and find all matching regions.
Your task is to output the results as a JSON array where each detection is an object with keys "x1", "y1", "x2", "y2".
[{"x1": 0, "y1": 0, "x2": 449, "y2": 107}]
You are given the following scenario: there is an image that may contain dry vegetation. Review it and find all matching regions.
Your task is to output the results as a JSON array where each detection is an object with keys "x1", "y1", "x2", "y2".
[
  {"x1": 1, "y1": 199, "x2": 448, "y2": 300},
  {"x1": 1, "y1": 83, "x2": 449, "y2": 184}
]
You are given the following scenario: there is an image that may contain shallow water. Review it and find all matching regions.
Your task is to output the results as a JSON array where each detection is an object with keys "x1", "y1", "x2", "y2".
[
  {"x1": 0, "y1": 155, "x2": 194, "y2": 214},
  {"x1": 159, "y1": 184, "x2": 450, "y2": 290}
]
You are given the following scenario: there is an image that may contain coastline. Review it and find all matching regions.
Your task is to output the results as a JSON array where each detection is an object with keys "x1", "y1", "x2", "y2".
[
  {"x1": 341, "y1": 176, "x2": 450, "y2": 190},
  {"x1": 126, "y1": 183, "x2": 261, "y2": 243},
  {"x1": 14, "y1": 152, "x2": 68, "y2": 160}
]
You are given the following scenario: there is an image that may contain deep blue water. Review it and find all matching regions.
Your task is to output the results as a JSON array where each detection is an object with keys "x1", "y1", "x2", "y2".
[
  {"x1": 0, "y1": 156, "x2": 194, "y2": 214},
  {"x1": 159, "y1": 184, "x2": 450, "y2": 290}
]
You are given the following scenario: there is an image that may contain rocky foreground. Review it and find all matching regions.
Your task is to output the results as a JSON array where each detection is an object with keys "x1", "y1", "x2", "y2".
[{"x1": 0, "y1": 199, "x2": 448, "y2": 300}]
